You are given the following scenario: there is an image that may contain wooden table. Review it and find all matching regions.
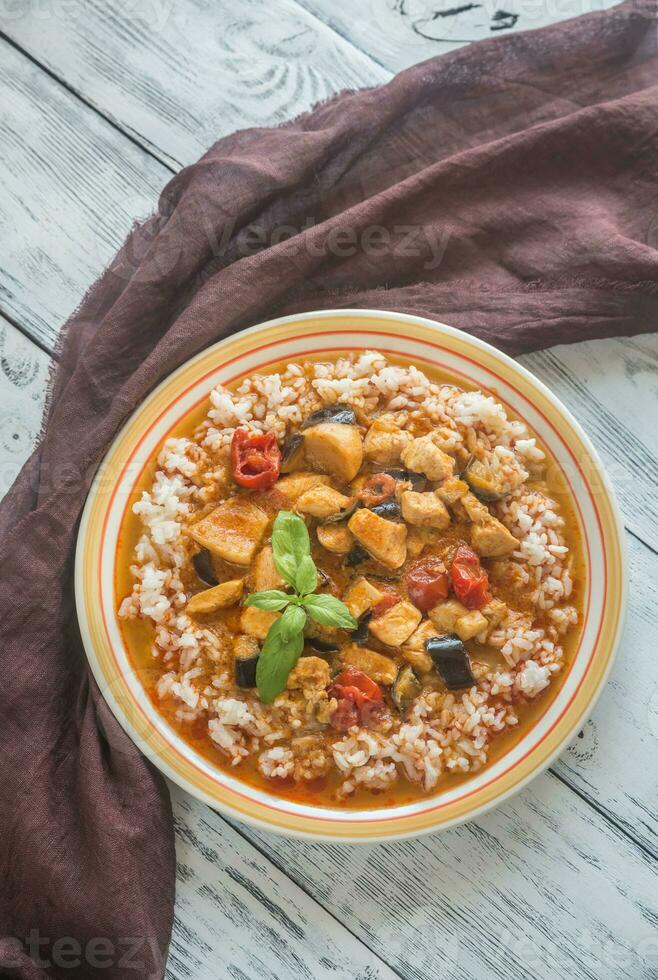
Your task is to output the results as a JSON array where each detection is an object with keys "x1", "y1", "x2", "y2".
[{"x1": 1, "y1": 2, "x2": 657, "y2": 977}]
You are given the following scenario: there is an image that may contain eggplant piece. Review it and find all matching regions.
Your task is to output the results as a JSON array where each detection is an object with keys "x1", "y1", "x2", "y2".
[
  {"x1": 301, "y1": 402, "x2": 357, "y2": 429},
  {"x1": 235, "y1": 651, "x2": 260, "y2": 688},
  {"x1": 392, "y1": 665, "x2": 421, "y2": 712},
  {"x1": 425, "y1": 634, "x2": 475, "y2": 690},
  {"x1": 307, "y1": 636, "x2": 340, "y2": 654},
  {"x1": 350, "y1": 611, "x2": 372, "y2": 645},
  {"x1": 321, "y1": 499, "x2": 360, "y2": 525},
  {"x1": 345, "y1": 543, "x2": 369, "y2": 566},
  {"x1": 370, "y1": 500, "x2": 401, "y2": 520},
  {"x1": 463, "y1": 456, "x2": 511, "y2": 502},
  {"x1": 385, "y1": 468, "x2": 427, "y2": 491},
  {"x1": 192, "y1": 548, "x2": 219, "y2": 587},
  {"x1": 280, "y1": 432, "x2": 305, "y2": 473}
]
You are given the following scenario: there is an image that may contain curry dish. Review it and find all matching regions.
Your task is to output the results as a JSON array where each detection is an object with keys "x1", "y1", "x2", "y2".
[{"x1": 118, "y1": 351, "x2": 584, "y2": 808}]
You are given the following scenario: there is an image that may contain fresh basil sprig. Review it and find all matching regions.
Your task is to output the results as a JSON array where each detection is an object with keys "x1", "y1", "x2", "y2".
[{"x1": 244, "y1": 511, "x2": 357, "y2": 703}]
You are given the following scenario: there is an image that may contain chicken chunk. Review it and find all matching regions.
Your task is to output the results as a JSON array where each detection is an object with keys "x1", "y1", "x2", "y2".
[
  {"x1": 400, "y1": 490, "x2": 451, "y2": 530},
  {"x1": 303, "y1": 422, "x2": 363, "y2": 482},
  {"x1": 250, "y1": 545, "x2": 285, "y2": 592},
  {"x1": 275, "y1": 472, "x2": 331, "y2": 504},
  {"x1": 186, "y1": 579, "x2": 244, "y2": 615},
  {"x1": 459, "y1": 492, "x2": 518, "y2": 558},
  {"x1": 316, "y1": 523, "x2": 354, "y2": 554},
  {"x1": 287, "y1": 656, "x2": 331, "y2": 697},
  {"x1": 369, "y1": 600, "x2": 422, "y2": 647},
  {"x1": 339, "y1": 644, "x2": 398, "y2": 685},
  {"x1": 343, "y1": 576, "x2": 384, "y2": 619},
  {"x1": 481, "y1": 598, "x2": 507, "y2": 629},
  {"x1": 435, "y1": 478, "x2": 469, "y2": 508},
  {"x1": 295, "y1": 484, "x2": 351, "y2": 519},
  {"x1": 241, "y1": 605, "x2": 279, "y2": 640},
  {"x1": 347, "y1": 508, "x2": 407, "y2": 569},
  {"x1": 363, "y1": 416, "x2": 412, "y2": 465},
  {"x1": 470, "y1": 517, "x2": 518, "y2": 558},
  {"x1": 401, "y1": 433, "x2": 455, "y2": 482},
  {"x1": 190, "y1": 497, "x2": 268, "y2": 566},
  {"x1": 428, "y1": 598, "x2": 469, "y2": 633},
  {"x1": 401, "y1": 620, "x2": 437, "y2": 674},
  {"x1": 455, "y1": 609, "x2": 488, "y2": 641}
]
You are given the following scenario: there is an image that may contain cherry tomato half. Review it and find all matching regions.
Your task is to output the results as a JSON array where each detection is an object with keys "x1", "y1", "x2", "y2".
[
  {"x1": 230, "y1": 429, "x2": 281, "y2": 491},
  {"x1": 450, "y1": 543, "x2": 491, "y2": 610},
  {"x1": 329, "y1": 667, "x2": 384, "y2": 731},
  {"x1": 358, "y1": 473, "x2": 397, "y2": 507},
  {"x1": 404, "y1": 557, "x2": 449, "y2": 613}
]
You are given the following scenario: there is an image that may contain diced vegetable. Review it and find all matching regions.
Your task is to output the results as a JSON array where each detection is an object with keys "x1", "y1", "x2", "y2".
[
  {"x1": 301, "y1": 403, "x2": 357, "y2": 428},
  {"x1": 358, "y1": 473, "x2": 396, "y2": 506},
  {"x1": 192, "y1": 548, "x2": 218, "y2": 587},
  {"x1": 425, "y1": 635, "x2": 475, "y2": 690},
  {"x1": 392, "y1": 665, "x2": 421, "y2": 712},
  {"x1": 320, "y1": 500, "x2": 360, "y2": 525},
  {"x1": 345, "y1": 543, "x2": 369, "y2": 566},
  {"x1": 328, "y1": 666, "x2": 384, "y2": 731},
  {"x1": 463, "y1": 455, "x2": 514, "y2": 502},
  {"x1": 316, "y1": 523, "x2": 354, "y2": 554},
  {"x1": 230, "y1": 429, "x2": 281, "y2": 490},
  {"x1": 386, "y1": 468, "x2": 427, "y2": 491},
  {"x1": 280, "y1": 433, "x2": 306, "y2": 473},
  {"x1": 370, "y1": 500, "x2": 401, "y2": 520},
  {"x1": 307, "y1": 636, "x2": 340, "y2": 654},
  {"x1": 404, "y1": 557, "x2": 449, "y2": 613},
  {"x1": 303, "y1": 422, "x2": 364, "y2": 482},
  {"x1": 234, "y1": 635, "x2": 260, "y2": 688},
  {"x1": 350, "y1": 612, "x2": 372, "y2": 646},
  {"x1": 450, "y1": 543, "x2": 492, "y2": 609}
]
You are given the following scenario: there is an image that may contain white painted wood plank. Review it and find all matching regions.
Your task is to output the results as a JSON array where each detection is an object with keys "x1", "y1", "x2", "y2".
[
  {"x1": 0, "y1": 37, "x2": 169, "y2": 351},
  {"x1": 217, "y1": 769, "x2": 658, "y2": 980},
  {"x1": 521, "y1": 334, "x2": 658, "y2": 550},
  {"x1": 2, "y1": 0, "x2": 390, "y2": 169},
  {"x1": 0, "y1": 316, "x2": 50, "y2": 495},
  {"x1": 169, "y1": 786, "x2": 397, "y2": 980},
  {"x1": 295, "y1": 0, "x2": 621, "y2": 73},
  {"x1": 554, "y1": 530, "x2": 658, "y2": 856}
]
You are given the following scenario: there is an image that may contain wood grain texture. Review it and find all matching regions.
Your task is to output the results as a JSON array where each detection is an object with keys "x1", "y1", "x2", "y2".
[
  {"x1": 0, "y1": 315, "x2": 50, "y2": 493},
  {"x1": 0, "y1": 37, "x2": 168, "y2": 350},
  {"x1": 295, "y1": 0, "x2": 621, "y2": 73},
  {"x1": 209, "y1": 770, "x2": 658, "y2": 980},
  {"x1": 170, "y1": 788, "x2": 397, "y2": 980},
  {"x1": 2, "y1": 0, "x2": 389, "y2": 169}
]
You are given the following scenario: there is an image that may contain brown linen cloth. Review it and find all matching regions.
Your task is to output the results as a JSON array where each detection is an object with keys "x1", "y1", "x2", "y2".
[{"x1": 1, "y1": 2, "x2": 656, "y2": 977}]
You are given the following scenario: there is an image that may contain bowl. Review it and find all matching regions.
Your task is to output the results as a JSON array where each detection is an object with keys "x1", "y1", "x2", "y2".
[{"x1": 75, "y1": 309, "x2": 626, "y2": 841}]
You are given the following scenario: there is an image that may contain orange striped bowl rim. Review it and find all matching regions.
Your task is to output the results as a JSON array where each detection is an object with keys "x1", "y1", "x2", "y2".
[{"x1": 75, "y1": 310, "x2": 626, "y2": 841}]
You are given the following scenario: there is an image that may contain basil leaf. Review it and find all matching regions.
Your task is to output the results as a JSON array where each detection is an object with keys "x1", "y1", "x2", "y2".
[
  {"x1": 271, "y1": 511, "x2": 311, "y2": 588},
  {"x1": 279, "y1": 603, "x2": 306, "y2": 642},
  {"x1": 256, "y1": 618, "x2": 305, "y2": 704},
  {"x1": 295, "y1": 554, "x2": 318, "y2": 596},
  {"x1": 302, "y1": 593, "x2": 358, "y2": 629},
  {"x1": 243, "y1": 590, "x2": 291, "y2": 612}
]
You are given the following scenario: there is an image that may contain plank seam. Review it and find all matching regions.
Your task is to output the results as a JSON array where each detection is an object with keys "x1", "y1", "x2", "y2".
[
  {"x1": 289, "y1": 0, "x2": 394, "y2": 75},
  {"x1": 0, "y1": 30, "x2": 179, "y2": 174},
  {"x1": 0, "y1": 305, "x2": 54, "y2": 358},
  {"x1": 549, "y1": 770, "x2": 658, "y2": 863},
  {"x1": 221, "y1": 814, "x2": 408, "y2": 980}
]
